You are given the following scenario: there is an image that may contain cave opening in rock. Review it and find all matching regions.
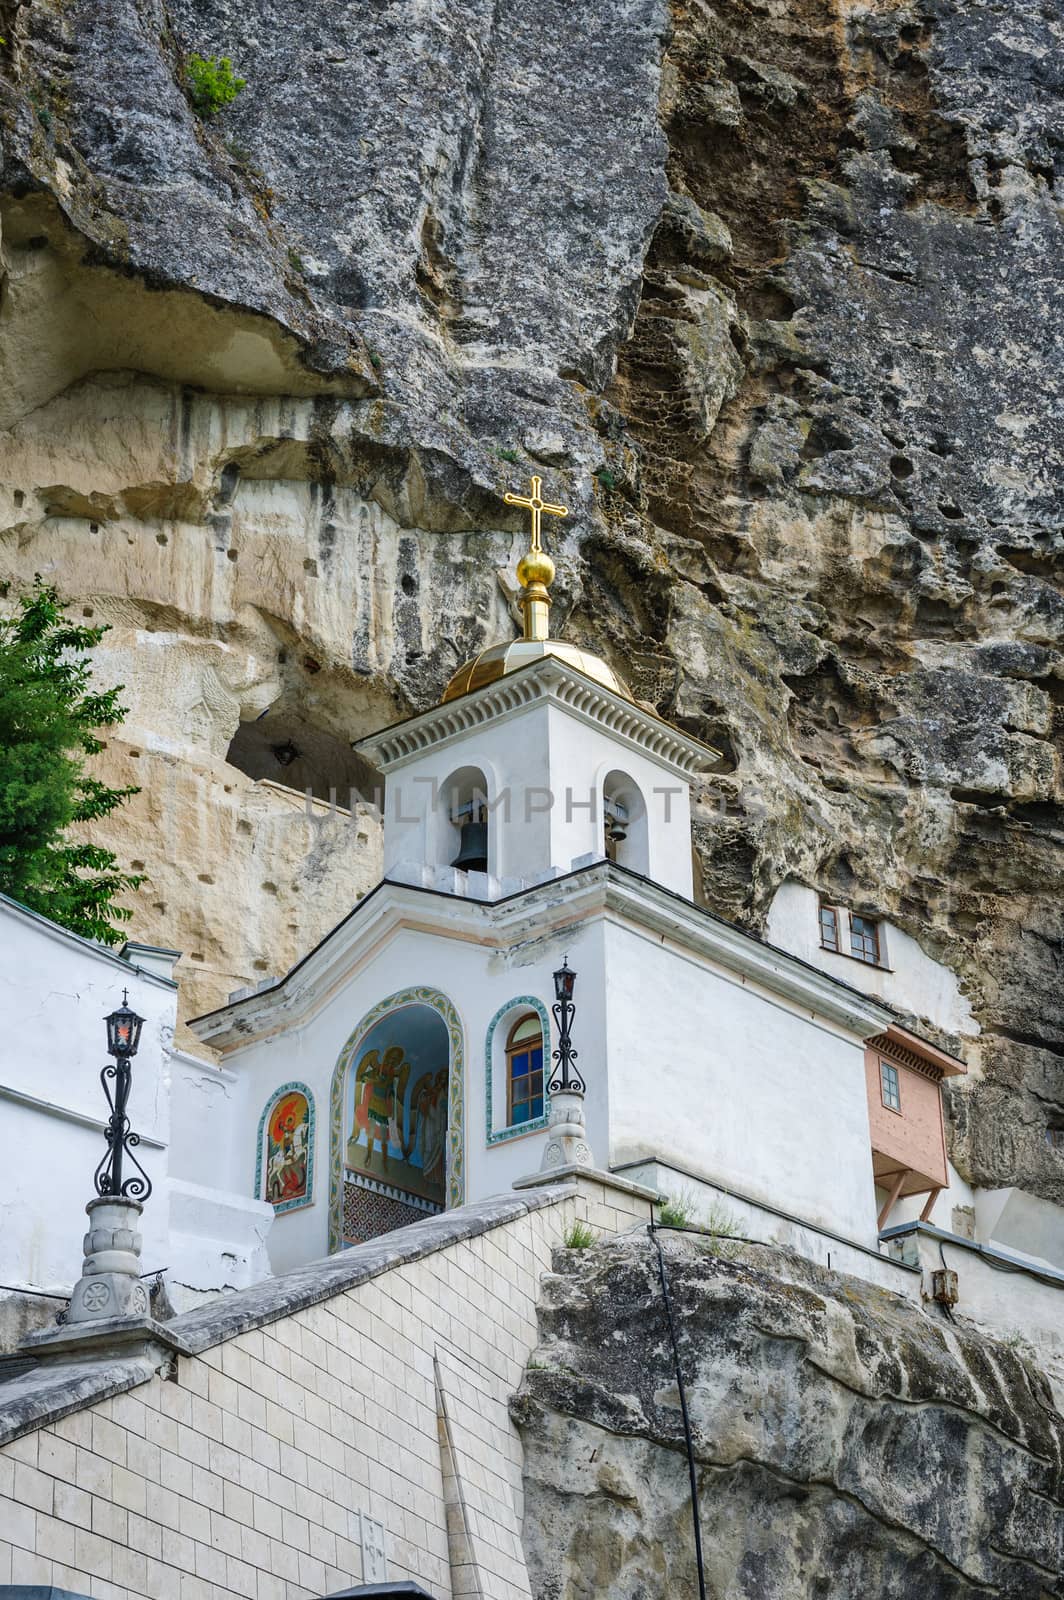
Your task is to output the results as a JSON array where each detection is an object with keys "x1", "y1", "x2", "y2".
[{"x1": 227, "y1": 710, "x2": 380, "y2": 809}]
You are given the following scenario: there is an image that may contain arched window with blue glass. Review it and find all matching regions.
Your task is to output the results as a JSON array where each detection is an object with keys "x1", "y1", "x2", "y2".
[
  {"x1": 485, "y1": 995, "x2": 550, "y2": 1145},
  {"x1": 505, "y1": 1012, "x2": 545, "y2": 1127}
]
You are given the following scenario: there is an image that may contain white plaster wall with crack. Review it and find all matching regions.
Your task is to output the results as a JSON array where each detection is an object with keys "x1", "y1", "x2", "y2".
[
  {"x1": 167, "y1": 1050, "x2": 274, "y2": 1309},
  {"x1": 0, "y1": 894, "x2": 274, "y2": 1335},
  {"x1": 0, "y1": 896, "x2": 176, "y2": 1302}
]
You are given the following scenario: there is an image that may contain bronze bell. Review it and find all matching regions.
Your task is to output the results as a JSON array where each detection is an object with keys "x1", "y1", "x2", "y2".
[{"x1": 451, "y1": 818, "x2": 488, "y2": 873}]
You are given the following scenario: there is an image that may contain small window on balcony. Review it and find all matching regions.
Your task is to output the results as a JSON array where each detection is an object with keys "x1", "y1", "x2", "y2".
[
  {"x1": 819, "y1": 903, "x2": 840, "y2": 952},
  {"x1": 880, "y1": 1059, "x2": 901, "y2": 1113},
  {"x1": 850, "y1": 914, "x2": 882, "y2": 966}
]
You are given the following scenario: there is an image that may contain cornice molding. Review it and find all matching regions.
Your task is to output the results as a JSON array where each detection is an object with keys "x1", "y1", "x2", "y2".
[
  {"x1": 867, "y1": 1028, "x2": 967, "y2": 1080},
  {"x1": 597, "y1": 873, "x2": 894, "y2": 1039},
  {"x1": 355, "y1": 657, "x2": 720, "y2": 778},
  {"x1": 190, "y1": 864, "x2": 892, "y2": 1053}
]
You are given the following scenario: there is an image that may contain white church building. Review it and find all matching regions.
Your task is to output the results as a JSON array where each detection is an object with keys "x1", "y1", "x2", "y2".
[{"x1": 3, "y1": 478, "x2": 1062, "y2": 1373}]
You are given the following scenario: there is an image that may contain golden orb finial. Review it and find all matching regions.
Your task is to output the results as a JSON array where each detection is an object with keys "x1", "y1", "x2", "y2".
[
  {"x1": 503, "y1": 475, "x2": 568, "y2": 642},
  {"x1": 516, "y1": 547, "x2": 555, "y2": 589},
  {"x1": 440, "y1": 474, "x2": 635, "y2": 704}
]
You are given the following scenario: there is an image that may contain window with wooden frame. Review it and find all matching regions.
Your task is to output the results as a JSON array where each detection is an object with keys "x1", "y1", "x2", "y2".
[
  {"x1": 880, "y1": 1059, "x2": 901, "y2": 1113},
  {"x1": 850, "y1": 913, "x2": 881, "y2": 965},
  {"x1": 819, "y1": 900, "x2": 886, "y2": 967},
  {"x1": 819, "y1": 903, "x2": 840, "y2": 952},
  {"x1": 506, "y1": 1013, "x2": 544, "y2": 1127}
]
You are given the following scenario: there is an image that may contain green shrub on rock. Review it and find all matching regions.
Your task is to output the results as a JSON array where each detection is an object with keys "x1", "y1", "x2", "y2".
[{"x1": 186, "y1": 54, "x2": 246, "y2": 118}]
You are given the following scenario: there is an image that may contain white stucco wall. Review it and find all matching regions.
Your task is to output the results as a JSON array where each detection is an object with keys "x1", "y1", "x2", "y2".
[
  {"x1": 603, "y1": 919, "x2": 881, "y2": 1245},
  {"x1": 901, "y1": 1229, "x2": 1064, "y2": 1396},
  {"x1": 169, "y1": 1050, "x2": 241, "y2": 1189},
  {"x1": 0, "y1": 898, "x2": 275, "y2": 1317},
  {"x1": 974, "y1": 1187, "x2": 1064, "y2": 1273},
  {"x1": 0, "y1": 896, "x2": 177, "y2": 1294},
  {"x1": 217, "y1": 913, "x2": 609, "y2": 1275},
  {"x1": 167, "y1": 1051, "x2": 273, "y2": 1304},
  {"x1": 622, "y1": 1158, "x2": 922, "y2": 1298},
  {"x1": 544, "y1": 705, "x2": 694, "y2": 896},
  {"x1": 765, "y1": 880, "x2": 979, "y2": 1040},
  {"x1": 207, "y1": 878, "x2": 886, "y2": 1271},
  {"x1": 380, "y1": 698, "x2": 694, "y2": 897}
]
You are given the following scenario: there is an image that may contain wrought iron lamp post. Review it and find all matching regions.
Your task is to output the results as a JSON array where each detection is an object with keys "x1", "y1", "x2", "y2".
[
  {"x1": 548, "y1": 959, "x2": 585, "y2": 1096},
  {"x1": 61, "y1": 992, "x2": 154, "y2": 1329},
  {"x1": 540, "y1": 958, "x2": 594, "y2": 1172},
  {"x1": 94, "y1": 991, "x2": 153, "y2": 1202}
]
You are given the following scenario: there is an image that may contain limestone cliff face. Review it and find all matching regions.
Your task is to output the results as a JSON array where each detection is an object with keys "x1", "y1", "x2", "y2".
[
  {"x1": 512, "y1": 1235, "x2": 1064, "y2": 1597},
  {"x1": 0, "y1": 0, "x2": 1060, "y2": 1178}
]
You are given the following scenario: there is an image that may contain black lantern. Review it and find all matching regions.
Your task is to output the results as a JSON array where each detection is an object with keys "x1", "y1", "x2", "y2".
[
  {"x1": 553, "y1": 960, "x2": 576, "y2": 1004},
  {"x1": 549, "y1": 959, "x2": 584, "y2": 1095},
  {"x1": 105, "y1": 992, "x2": 144, "y2": 1060},
  {"x1": 94, "y1": 990, "x2": 153, "y2": 1202}
]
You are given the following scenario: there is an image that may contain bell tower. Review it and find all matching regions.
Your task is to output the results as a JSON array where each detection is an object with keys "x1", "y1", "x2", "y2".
[{"x1": 356, "y1": 479, "x2": 719, "y2": 899}]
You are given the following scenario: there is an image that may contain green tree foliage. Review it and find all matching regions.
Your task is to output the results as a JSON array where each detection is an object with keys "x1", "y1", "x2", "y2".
[
  {"x1": 185, "y1": 54, "x2": 246, "y2": 117},
  {"x1": 0, "y1": 579, "x2": 143, "y2": 945}
]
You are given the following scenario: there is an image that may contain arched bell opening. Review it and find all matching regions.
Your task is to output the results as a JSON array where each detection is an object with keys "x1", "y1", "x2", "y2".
[
  {"x1": 437, "y1": 764, "x2": 493, "y2": 877},
  {"x1": 601, "y1": 769, "x2": 650, "y2": 877}
]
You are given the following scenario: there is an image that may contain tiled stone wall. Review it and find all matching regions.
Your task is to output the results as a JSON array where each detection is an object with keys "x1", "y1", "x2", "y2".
[
  {"x1": 342, "y1": 1179, "x2": 437, "y2": 1246},
  {"x1": 0, "y1": 1184, "x2": 621, "y2": 1600}
]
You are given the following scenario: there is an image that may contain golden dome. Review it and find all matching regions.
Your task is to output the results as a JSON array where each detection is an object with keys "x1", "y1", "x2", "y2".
[{"x1": 442, "y1": 637, "x2": 634, "y2": 703}]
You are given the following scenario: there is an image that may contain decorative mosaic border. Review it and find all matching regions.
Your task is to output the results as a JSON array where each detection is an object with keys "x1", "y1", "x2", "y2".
[
  {"x1": 344, "y1": 1172, "x2": 442, "y2": 1214},
  {"x1": 254, "y1": 1081, "x2": 316, "y2": 1215},
  {"x1": 328, "y1": 987, "x2": 465, "y2": 1254},
  {"x1": 485, "y1": 994, "x2": 551, "y2": 1146}
]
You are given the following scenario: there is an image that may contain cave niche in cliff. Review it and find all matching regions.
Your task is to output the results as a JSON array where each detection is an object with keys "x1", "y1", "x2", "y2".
[
  {"x1": 227, "y1": 706, "x2": 380, "y2": 810},
  {"x1": 0, "y1": 196, "x2": 367, "y2": 432}
]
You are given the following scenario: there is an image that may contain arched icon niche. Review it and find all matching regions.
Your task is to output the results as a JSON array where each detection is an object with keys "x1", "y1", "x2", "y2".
[{"x1": 329, "y1": 990, "x2": 464, "y2": 1250}]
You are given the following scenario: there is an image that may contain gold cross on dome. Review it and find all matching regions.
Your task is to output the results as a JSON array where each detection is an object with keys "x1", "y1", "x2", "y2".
[{"x1": 504, "y1": 475, "x2": 568, "y2": 551}]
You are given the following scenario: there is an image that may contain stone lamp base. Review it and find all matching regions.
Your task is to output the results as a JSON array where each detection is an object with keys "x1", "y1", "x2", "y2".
[
  {"x1": 540, "y1": 1090, "x2": 594, "y2": 1171},
  {"x1": 19, "y1": 1194, "x2": 193, "y2": 1364},
  {"x1": 66, "y1": 1196, "x2": 151, "y2": 1324}
]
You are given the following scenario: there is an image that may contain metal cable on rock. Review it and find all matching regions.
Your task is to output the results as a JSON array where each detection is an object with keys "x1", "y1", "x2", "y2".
[{"x1": 649, "y1": 1223, "x2": 708, "y2": 1600}]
